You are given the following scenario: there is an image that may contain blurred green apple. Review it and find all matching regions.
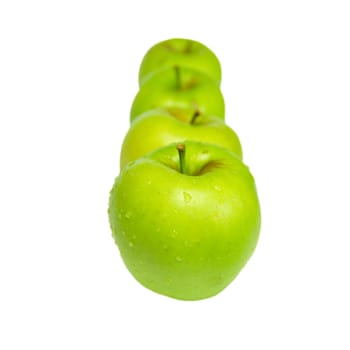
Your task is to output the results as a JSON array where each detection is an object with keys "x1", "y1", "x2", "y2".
[
  {"x1": 108, "y1": 141, "x2": 261, "y2": 301},
  {"x1": 138, "y1": 38, "x2": 221, "y2": 86},
  {"x1": 120, "y1": 107, "x2": 242, "y2": 169},
  {"x1": 130, "y1": 66, "x2": 225, "y2": 123}
]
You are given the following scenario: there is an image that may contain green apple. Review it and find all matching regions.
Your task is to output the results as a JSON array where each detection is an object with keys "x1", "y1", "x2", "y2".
[
  {"x1": 138, "y1": 38, "x2": 222, "y2": 87},
  {"x1": 120, "y1": 107, "x2": 242, "y2": 169},
  {"x1": 130, "y1": 66, "x2": 225, "y2": 123},
  {"x1": 108, "y1": 141, "x2": 261, "y2": 301}
]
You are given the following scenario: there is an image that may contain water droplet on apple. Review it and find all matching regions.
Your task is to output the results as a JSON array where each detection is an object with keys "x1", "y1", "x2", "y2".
[
  {"x1": 156, "y1": 227, "x2": 161, "y2": 233},
  {"x1": 128, "y1": 242, "x2": 134, "y2": 247},
  {"x1": 213, "y1": 184, "x2": 222, "y2": 192},
  {"x1": 163, "y1": 244, "x2": 168, "y2": 251},
  {"x1": 175, "y1": 256, "x2": 183, "y2": 262},
  {"x1": 183, "y1": 192, "x2": 192, "y2": 203},
  {"x1": 171, "y1": 229, "x2": 178, "y2": 238},
  {"x1": 125, "y1": 211, "x2": 132, "y2": 219},
  {"x1": 121, "y1": 231, "x2": 126, "y2": 236}
]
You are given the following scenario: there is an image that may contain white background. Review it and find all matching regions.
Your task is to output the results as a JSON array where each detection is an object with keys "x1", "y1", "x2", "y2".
[{"x1": 1, "y1": 0, "x2": 349, "y2": 349}]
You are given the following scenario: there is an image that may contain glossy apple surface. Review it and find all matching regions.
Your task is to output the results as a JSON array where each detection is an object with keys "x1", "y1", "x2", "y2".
[
  {"x1": 130, "y1": 67, "x2": 225, "y2": 123},
  {"x1": 108, "y1": 141, "x2": 261, "y2": 300},
  {"x1": 120, "y1": 107, "x2": 242, "y2": 169},
  {"x1": 138, "y1": 38, "x2": 221, "y2": 87}
]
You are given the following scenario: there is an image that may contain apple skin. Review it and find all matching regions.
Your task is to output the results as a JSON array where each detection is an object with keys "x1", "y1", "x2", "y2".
[
  {"x1": 120, "y1": 107, "x2": 243, "y2": 170},
  {"x1": 108, "y1": 141, "x2": 261, "y2": 301},
  {"x1": 130, "y1": 67, "x2": 225, "y2": 123},
  {"x1": 138, "y1": 38, "x2": 222, "y2": 87}
]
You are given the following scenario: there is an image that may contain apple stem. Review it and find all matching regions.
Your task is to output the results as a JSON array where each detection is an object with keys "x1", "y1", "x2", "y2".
[
  {"x1": 190, "y1": 110, "x2": 201, "y2": 124},
  {"x1": 184, "y1": 40, "x2": 193, "y2": 53},
  {"x1": 174, "y1": 65, "x2": 181, "y2": 89},
  {"x1": 176, "y1": 143, "x2": 186, "y2": 174}
]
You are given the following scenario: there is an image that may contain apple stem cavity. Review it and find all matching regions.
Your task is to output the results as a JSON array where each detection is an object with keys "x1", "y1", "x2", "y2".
[
  {"x1": 174, "y1": 65, "x2": 181, "y2": 89},
  {"x1": 190, "y1": 110, "x2": 201, "y2": 125},
  {"x1": 176, "y1": 143, "x2": 186, "y2": 174}
]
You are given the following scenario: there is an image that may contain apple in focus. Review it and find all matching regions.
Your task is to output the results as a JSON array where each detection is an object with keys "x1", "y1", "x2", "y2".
[{"x1": 108, "y1": 141, "x2": 261, "y2": 300}]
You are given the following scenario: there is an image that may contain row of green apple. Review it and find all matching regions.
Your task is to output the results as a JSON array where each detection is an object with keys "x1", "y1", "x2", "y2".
[{"x1": 108, "y1": 38, "x2": 261, "y2": 301}]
